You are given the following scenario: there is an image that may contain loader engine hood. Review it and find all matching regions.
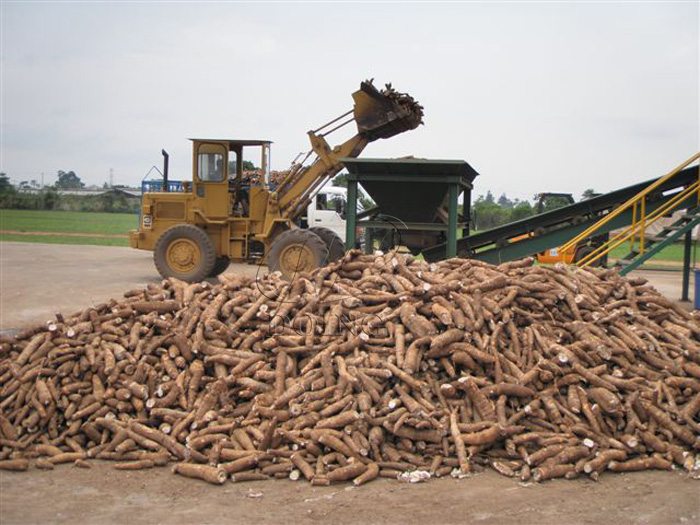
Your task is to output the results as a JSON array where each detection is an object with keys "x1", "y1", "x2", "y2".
[{"x1": 352, "y1": 80, "x2": 424, "y2": 141}]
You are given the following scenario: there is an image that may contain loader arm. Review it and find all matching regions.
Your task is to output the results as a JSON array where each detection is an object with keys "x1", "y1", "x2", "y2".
[
  {"x1": 275, "y1": 80, "x2": 423, "y2": 221},
  {"x1": 277, "y1": 133, "x2": 367, "y2": 220}
]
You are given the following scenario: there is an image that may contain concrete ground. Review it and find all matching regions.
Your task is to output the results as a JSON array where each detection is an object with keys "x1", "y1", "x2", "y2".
[
  {"x1": 1, "y1": 464, "x2": 697, "y2": 525},
  {"x1": 0, "y1": 242, "x2": 262, "y2": 330},
  {"x1": 634, "y1": 267, "x2": 697, "y2": 307},
  {"x1": 0, "y1": 241, "x2": 698, "y2": 525}
]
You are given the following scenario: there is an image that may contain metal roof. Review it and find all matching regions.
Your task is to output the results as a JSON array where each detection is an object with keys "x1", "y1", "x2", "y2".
[
  {"x1": 189, "y1": 139, "x2": 272, "y2": 147},
  {"x1": 339, "y1": 157, "x2": 478, "y2": 224},
  {"x1": 340, "y1": 157, "x2": 478, "y2": 182}
]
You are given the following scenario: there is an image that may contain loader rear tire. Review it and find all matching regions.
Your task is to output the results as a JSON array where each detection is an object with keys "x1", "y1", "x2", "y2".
[
  {"x1": 209, "y1": 256, "x2": 231, "y2": 277},
  {"x1": 154, "y1": 224, "x2": 217, "y2": 283},
  {"x1": 267, "y1": 229, "x2": 329, "y2": 280},
  {"x1": 308, "y1": 227, "x2": 345, "y2": 263}
]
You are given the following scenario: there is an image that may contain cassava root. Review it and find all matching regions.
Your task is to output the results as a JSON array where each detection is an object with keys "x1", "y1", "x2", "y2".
[{"x1": 0, "y1": 249, "x2": 699, "y2": 487}]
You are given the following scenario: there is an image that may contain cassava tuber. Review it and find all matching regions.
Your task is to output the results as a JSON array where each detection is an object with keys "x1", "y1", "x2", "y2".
[{"x1": 0, "y1": 250, "x2": 698, "y2": 488}]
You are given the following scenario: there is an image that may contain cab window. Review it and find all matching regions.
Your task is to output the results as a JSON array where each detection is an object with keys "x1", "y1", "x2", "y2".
[
  {"x1": 197, "y1": 144, "x2": 226, "y2": 182},
  {"x1": 227, "y1": 151, "x2": 240, "y2": 179}
]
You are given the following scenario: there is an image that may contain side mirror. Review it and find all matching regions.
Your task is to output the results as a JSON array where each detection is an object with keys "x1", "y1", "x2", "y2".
[{"x1": 334, "y1": 200, "x2": 342, "y2": 214}]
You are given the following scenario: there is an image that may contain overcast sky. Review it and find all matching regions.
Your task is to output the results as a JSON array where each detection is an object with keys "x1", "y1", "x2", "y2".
[{"x1": 1, "y1": 1, "x2": 697, "y2": 201}]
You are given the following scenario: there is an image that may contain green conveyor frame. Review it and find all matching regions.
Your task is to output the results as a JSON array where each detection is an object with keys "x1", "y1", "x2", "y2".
[{"x1": 423, "y1": 166, "x2": 699, "y2": 264}]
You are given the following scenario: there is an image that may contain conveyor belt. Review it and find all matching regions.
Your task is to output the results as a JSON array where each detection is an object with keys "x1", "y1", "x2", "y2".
[{"x1": 422, "y1": 166, "x2": 699, "y2": 263}]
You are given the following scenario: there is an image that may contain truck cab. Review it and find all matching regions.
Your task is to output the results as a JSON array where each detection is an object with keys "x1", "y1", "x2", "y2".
[{"x1": 300, "y1": 185, "x2": 365, "y2": 243}]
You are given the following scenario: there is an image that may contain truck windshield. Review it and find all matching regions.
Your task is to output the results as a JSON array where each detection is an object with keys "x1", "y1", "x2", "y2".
[{"x1": 328, "y1": 195, "x2": 346, "y2": 215}]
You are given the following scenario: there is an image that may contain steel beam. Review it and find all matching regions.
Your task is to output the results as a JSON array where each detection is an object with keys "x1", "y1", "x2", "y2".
[
  {"x1": 447, "y1": 183, "x2": 458, "y2": 258},
  {"x1": 682, "y1": 230, "x2": 692, "y2": 301},
  {"x1": 346, "y1": 180, "x2": 358, "y2": 248}
]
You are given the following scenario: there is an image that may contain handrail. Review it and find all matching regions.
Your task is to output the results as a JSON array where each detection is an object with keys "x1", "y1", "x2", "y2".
[
  {"x1": 576, "y1": 179, "x2": 700, "y2": 267},
  {"x1": 560, "y1": 152, "x2": 700, "y2": 253}
]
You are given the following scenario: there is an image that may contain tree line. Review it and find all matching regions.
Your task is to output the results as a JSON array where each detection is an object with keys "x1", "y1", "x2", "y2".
[
  {"x1": 0, "y1": 172, "x2": 139, "y2": 213},
  {"x1": 470, "y1": 189, "x2": 597, "y2": 231},
  {"x1": 1, "y1": 168, "x2": 598, "y2": 226}
]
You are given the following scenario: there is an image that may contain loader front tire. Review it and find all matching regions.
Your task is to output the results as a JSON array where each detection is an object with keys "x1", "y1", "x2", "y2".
[
  {"x1": 154, "y1": 224, "x2": 217, "y2": 283},
  {"x1": 267, "y1": 229, "x2": 329, "y2": 280},
  {"x1": 308, "y1": 227, "x2": 345, "y2": 263}
]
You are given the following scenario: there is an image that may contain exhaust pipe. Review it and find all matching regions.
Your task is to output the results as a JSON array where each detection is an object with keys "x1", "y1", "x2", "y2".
[{"x1": 162, "y1": 149, "x2": 169, "y2": 192}]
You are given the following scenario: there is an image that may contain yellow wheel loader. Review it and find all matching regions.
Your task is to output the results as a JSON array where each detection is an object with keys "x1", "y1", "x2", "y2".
[{"x1": 129, "y1": 80, "x2": 423, "y2": 282}]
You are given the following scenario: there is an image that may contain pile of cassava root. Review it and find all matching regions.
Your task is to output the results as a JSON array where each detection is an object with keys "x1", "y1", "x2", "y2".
[{"x1": 1, "y1": 250, "x2": 699, "y2": 486}]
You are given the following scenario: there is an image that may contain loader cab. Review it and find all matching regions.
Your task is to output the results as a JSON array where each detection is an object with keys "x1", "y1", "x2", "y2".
[{"x1": 190, "y1": 138, "x2": 272, "y2": 219}]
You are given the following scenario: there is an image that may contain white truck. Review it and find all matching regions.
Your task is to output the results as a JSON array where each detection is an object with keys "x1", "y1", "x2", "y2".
[{"x1": 300, "y1": 185, "x2": 359, "y2": 242}]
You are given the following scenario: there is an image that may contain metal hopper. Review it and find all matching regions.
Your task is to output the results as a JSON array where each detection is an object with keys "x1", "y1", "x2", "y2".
[{"x1": 341, "y1": 158, "x2": 479, "y2": 256}]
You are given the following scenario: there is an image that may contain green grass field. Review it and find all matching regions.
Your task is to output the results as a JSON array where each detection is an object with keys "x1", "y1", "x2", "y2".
[
  {"x1": 0, "y1": 209, "x2": 137, "y2": 235},
  {"x1": 0, "y1": 209, "x2": 137, "y2": 247},
  {"x1": 608, "y1": 241, "x2": 696, "y2": 264},
  {"x1": 1, "y1": 209, "x2": 696, "y2": 265}
]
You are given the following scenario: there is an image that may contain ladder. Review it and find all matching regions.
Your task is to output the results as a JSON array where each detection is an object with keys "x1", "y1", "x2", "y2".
[
  {"x1": 616, "y1": 208, "x2": 700, "y2": 275},
  {"x1": 560, "y1": 153, "x2": 700, "y2": 273}
]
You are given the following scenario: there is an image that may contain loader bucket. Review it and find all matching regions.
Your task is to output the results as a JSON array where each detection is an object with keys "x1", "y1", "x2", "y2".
[{"x1": 352, "y1": 80, "x2": 424, "y2": 141}]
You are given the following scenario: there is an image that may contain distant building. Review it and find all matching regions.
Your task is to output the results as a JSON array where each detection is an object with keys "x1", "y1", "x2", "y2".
[{"x1": 19, "y1": 187, "x2": 141, "y2": 198}]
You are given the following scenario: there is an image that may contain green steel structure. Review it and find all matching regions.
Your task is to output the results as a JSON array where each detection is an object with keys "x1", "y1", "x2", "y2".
[
  {"x1": 615, "y1": 209, "x2": 700, "y2": 275},
  {"x1": 612, "y1": 207, "x2": 699, "y2": 301},
  {"x1": 423, "y1": 166, "x2": 699, "y2": 265},
  {"x1": 341, "y1": 158, "x2": 478, "y2": 258},
  {"x1": 337, "y1": 158, "x2": 697, "y2": 300}
]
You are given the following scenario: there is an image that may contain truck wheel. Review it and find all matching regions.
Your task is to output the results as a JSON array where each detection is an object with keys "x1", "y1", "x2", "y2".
[
  {"x1": 308, "y1": 227, "x2": 345, "y2": 263},
  {"x1": 573, "y1": 244, "x2": 602, "y2": 267},
  {"x1": 209, "y1": 256, "x2": 231, "y2": 277},
  {"x1": 267, "y1": 229, "x2": 329, "y2": 280},
  {"x1": 154, "y1": 224, "x2": 217, "y2": 282}
]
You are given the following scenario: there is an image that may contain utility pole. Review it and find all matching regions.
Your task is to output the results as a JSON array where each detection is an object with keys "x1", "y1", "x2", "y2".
[
  {"x1": 109, "y1": 168, "x2": 114, "y2": 188},
  {"x1": 41, "y1": 172, "x2": 44, "y2": 188}
]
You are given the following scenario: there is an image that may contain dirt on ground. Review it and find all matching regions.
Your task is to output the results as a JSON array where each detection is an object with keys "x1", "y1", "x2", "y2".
[
  {"x1": 0, "y1": 242, "x2": 262, "y2": 330},
  {"x1": 0, "y1": 463, "x2": 698, "y2": 525},
  {"x1": 0, "y1": 242, "x2": 698, "y2": 524},
  {"x1": 1, "y1": 242, "x2": 695, "y2": 331}
]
